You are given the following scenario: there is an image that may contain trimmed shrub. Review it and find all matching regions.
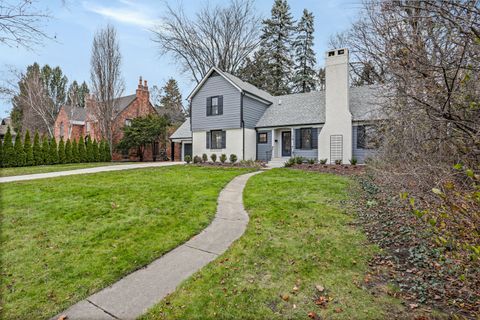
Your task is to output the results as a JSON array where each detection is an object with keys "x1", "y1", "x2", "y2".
[
  {"x1": 210, "y1": 153, "x2": 217, "y2": 163},
  {"x1": 65, "y1": 139, "x2": 72, "y2": 163},
  {"x1": 3, "y1": 127, "x2": 15, "y2": 167},
  {"x1": 308, "y1": 158, "x2": 316, "y2": 164},
  {"x1": 41, "y1": 136, "x2": 49, "y2": 164},
  {"x1": 104, "y1": 141, "x2": 112, "y2": 162},
  {"x1": 334, "y1": 159, "x2": 342, "y2": 165},
  {"x1": 24, "y1": 130, "x2": 34, "y2": 166},
  {"x1": 33, "y1": 131, "x2": 43, "y2": 165},
  {"x1": 184, "y1": 155, "x2": 192, "y2": 164},
  {"x1": 85, "y1": 136, "x2": 93, "y2": 162},
  {"x1": 220, "y1": 153, "x2": 227, "y2": 163},
  {"x1": 284, "y1": 157, "x2": 295, "y2": 167},
  {"x1": 58, "y1": 138, "x2": 66, "y2": 164},
  {"x1": 92, "y1": 139, "x2": 99, "y2": 162},
  {"x1": 193, "y1": 155, "x2": 202, "y2": 164},
  {"x1": 202, "y1": 153, "x2": 208, "y2": 163},
  {"x1": 320, "y1": 158, "x2": 327, "y2": 164},
  {"x1": 0, "y1": 139, "x2": 3, "y2": 167},
  {"x1": 349, "y1": 157, "x2": 358, "y2": 165},
  {"x1": 14, "y1": 134, "x2": 25, "y2": 167},
  {"x1": 71, "y1": 139, "x2": 79, "y2": 163},
  {"x1": 49, "y1": 138, "x2": 58, "y2": 164},
  {"x1": 295, "y1": 156, "x2": 304, "y2": 165},
  {"x1": 229, "y1": 154, "x2": 237, "y2": 163}
]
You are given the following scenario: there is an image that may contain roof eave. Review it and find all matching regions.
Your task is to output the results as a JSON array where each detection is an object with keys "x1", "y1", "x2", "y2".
[{"x1": 186, "y1": 67, "x2": 242, "y2": 101}]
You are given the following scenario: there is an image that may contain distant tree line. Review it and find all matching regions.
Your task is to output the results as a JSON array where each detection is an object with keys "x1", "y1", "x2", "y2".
[{"x1": 0, "y1": 127, "x2": 110, "y2": 168}]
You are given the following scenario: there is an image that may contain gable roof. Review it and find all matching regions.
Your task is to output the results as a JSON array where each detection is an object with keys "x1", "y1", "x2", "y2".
[
  {"x1": 187, "y1": 67, "x2": 273, "y2": 104},
  {"x1": 63, "y1": 105, "x2": 87, "y2": 122},
  {"x1": 113, "y1": 94, "x2": 137, "y2": 117},
  {"x1": 255, "y1": 85, "x2": 385, "y2": 128},
  {"x1": 170, "y1": 117, "x2": 191, "y2": 139}
]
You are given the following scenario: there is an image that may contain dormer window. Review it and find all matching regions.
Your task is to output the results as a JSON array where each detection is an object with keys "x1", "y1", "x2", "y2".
[
  {"x1": 125, "y1": 119, "x2": 132, "y2": 127},
  {"x1": 206, "y1": 96, "x2": 223, "y2": 116}
]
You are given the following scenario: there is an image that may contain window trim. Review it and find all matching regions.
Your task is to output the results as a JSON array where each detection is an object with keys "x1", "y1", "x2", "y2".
[
  {"x1": 210, "y1": 130, "x2": 223, "y2": 149},
  {"x1": 125, "y1": 118, "x2": 132, "y2": 127},
  {"x1": 257, "y1": 132, "x2": 268, "y2": 144},
  {"x1": 300, "y1": 128, "x2": 313, "y2": 150},
  {"x1": 206, "y1": 95, "x2": 223, "y2": 117}
]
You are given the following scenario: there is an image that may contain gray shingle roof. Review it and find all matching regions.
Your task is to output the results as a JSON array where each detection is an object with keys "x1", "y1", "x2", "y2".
[
  {"x1": 113, "y1": 94, "x2": 137, "y2": 117},
  {"x1": 63, "y1": 105, "x2": 87, "y2": 122},
  {"x1": 221, "y1": 71, "x2": 273, "y2": 103},
  {"x1": 170, "y1": 117, "x2": 192, "y2": 139},
  {"x1": 255, "y1": 85, "x2": 384, "y2": 128}
]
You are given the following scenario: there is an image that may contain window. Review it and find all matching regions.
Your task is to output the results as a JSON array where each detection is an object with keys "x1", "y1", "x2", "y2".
[
  {"x1": 357, "y1": 125, "x2": 379, "y2": 149},
  {"x1": 59, "y1": 122, "x2": 64, "y2": 138},
  {"x1": 258, "y1": 132, "x2": 268, "y2": 144},
  {"x1": 301, "y1": 128, "x2": 312, "y2": 149},
  {"x1": 125, "y1": 119, "x2": 132, "y2": 126},
  {"x1": 206, "y1": 96, "x2": 223, "y2": 116},
  {"x1": 86, "y1": 122, "x2": 91, "y2": 133},
  {"x1": 207, "y1": 130, "x2": 226, "y2": 149}
]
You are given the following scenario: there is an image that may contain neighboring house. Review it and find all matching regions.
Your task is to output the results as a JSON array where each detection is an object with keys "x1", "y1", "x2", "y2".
[
  {"x1": 54, "y1": 77, "x2": 165, "y2": 161},
  {"x1": 170, "y1": 48, "x2": 383, "y2": 164},
  {"x1": 0, "y1": 118, "x2": 17, "y2": 142}
]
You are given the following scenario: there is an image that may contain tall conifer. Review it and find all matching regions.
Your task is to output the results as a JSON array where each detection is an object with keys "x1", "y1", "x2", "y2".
[
  {"x1": 293, "y1": 9, "x2": 317, "y2": 93},
  {"x1": 24, "y1": 130, "x2": 34, "y2": 166}
]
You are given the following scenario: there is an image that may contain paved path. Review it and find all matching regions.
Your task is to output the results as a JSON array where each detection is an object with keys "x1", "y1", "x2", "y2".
[
  {"x1": 53, "y1": 171, "x2": 262, "y2": 320},
  {"x1": 0, "y1": 162, "x2": 184, "y2": 183}
]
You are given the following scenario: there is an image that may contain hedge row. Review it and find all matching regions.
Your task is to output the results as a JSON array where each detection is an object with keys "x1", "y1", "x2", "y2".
[{"x1": 0, "y1": 127, "x2": 111, "y2": 168}]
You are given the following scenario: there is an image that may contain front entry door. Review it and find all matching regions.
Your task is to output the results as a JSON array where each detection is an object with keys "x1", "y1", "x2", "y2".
[
  {"x1": 282, "y1": 131, "x2": 291, "y2": 157},
  {"x1": 183, "y1": 143, "x2": 192, "y2": 160}
]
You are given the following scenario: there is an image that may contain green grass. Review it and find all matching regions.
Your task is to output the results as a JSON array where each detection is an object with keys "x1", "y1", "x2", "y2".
[
  {"x1": 0, "y1": 162, "x2": 134, "y2": 177},
  {"x1": 0, "y1": 166, "x2": 253, "y2": 319},
  {"x1": 142, "y1": 169, "x2": 404, "y2": 320}
]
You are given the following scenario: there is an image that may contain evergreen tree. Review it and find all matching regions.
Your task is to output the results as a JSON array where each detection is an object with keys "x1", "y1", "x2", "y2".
[
  {"x1": 155, "y1": 79, "x2": 185, "y2": 125},
  {"x1": 65, "y1": 139, "x2": 72, "y2": 163},
  {"x1": 41, "y1": 135, "x2": 50, "y2": 164},
  {"x1": 85, "y1": 136, "x2": 93, "y2": 162},
  {"x1": 49, "y1": 138, "x2": 58, "y2": 164},
  {"x1": 78, "y1": 135, "x2": 86, "y2": 162},
  {"x1": 3, "y1": 127, "x2": 15, "y2": 167},
  {"x1": 71, "y1": 139, "x2": 79, "y2": 163},
  {"x1": 237, "y1": 49, "x2": 271, "y2": 92},
  {"x1": 99, "y1": 140, "x2": 105, "y2": 162},
  {"x1": 14, "y1": 134, "x2": 25, "y2": 167},
  {"x1": 292, "y1": 9, "x2": 317, "y2": 93},
  {"x1": 58, "y1": 138, "x2": 66, "y2": 164},
  {"x1": 24, "y1": 130, "x2": 34, "y2": 166},
  {"x1": 33, "y1": 131, "x2": 43, "y2": 165},
  {"x1": 92, "y1": 139, "x2": 99, "y2": 162},
  {"x1": 104, "y1": 140, "x2": 112, "y2": 162},
  {"x1": 261, "y1": 0, "x2": 295, "y2": 95},
  {"x1": 0, "y1": 139, "x2": 3, "y2": 167}
]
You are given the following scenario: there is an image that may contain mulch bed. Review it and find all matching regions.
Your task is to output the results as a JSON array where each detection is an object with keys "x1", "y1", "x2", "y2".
[
  {"x1": 190, "y1": 162, "x2": 267, "y2": 169},
  {"x1": 290, "y1": 163, "x2": 366, "y2": 176}
]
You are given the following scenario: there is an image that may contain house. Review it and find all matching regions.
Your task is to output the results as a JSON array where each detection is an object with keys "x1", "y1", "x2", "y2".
[
  {"x1": 170, "y1": 48, "x2": 383, "y2": 164},
  {"x1": 54, "y1": 77, "x2": 171, "y2": 161},
  {"x1": 0, "y1": 118, "x2": 17, "y2": 142}
]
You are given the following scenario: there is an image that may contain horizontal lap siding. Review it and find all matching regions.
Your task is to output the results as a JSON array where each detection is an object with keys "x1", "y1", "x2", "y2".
[
  {"x1": 257, "y1": 130, "x2": 272, "y2": 161},
  {"x1": 352, "y1": 125, "x2": 376, "y2": 164},
  {"x1": 191, "y1": 75, "x2": 241, "y2": 131},
  {"x1": 243, "y1": 96, "x2": 269, "y2": 129}
]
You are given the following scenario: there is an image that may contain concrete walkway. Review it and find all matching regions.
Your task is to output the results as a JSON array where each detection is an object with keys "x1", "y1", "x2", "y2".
[
  {"x1": 0, "y1": 162, "x2": 183, "y2": 183},
  {"x1": 53, "y1": 171, "x2": 261, "y2": 320}
]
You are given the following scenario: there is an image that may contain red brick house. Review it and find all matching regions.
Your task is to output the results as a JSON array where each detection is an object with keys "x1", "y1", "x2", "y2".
[{"x1": 54, "y1": 77, "x2": 175, "y2": 161}]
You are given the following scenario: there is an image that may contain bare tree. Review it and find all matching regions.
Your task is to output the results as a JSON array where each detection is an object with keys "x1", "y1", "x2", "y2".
[
  {"x1": 152, "y1": 0, "x2": 262, "y2": 83},
  {"x1": 0, "y1": 0, "x2": 52, "y2": 49},
  {"x1": 90, "y1": 24, "x2": 124, "y2": 152}
]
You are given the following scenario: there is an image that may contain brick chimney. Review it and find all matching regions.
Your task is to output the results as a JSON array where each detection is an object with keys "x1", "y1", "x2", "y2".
[{"x1": 136, "y1": 76, "x2": 150, "y2": 105}]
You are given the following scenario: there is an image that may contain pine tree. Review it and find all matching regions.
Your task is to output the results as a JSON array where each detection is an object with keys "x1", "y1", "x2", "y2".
[
  {"x1": 3, "y1": 127, "x2": 15, "y2": 167},
  {"x1": 261, "y1": 0, "x2": 295, "y2": 95},
  {"x1": 85, "y1": 136, "x2": 93, "y2": 162},
  {"x1": 293, "y1": 9, "x2": 317, "y2": 93},
  {"x1": 58, "y1": 138, "x2": 66, "y2": 164},
  {"x1": 78, "y1": 135, "x2": 86, "y2": 162},
  {"x1": 65, "y1": 139, "x2": 72, "y2": 163},
  {"x1": 92, "y1": 139, "x2": 99, "y2": 162},
  {"x1": 98, "y1": 140, "x2": 105, "y2": 162},
  {"x1": 237, "y1": 49, "x2": 271, "y2": 92},
  {"x1": 33, "y1": 131, "x2": 43, "y2": 165},
  {"x1": 14, "y1": 134, "x2": 25, "y2": 167},
  {"x1": 103, "y1": 140, "x2": 112, "y2": 162},
  {"x1": 71, "y1": 139, "x2": 79, "y2": 163},
  {"x1": 156, "y1": 79, "x2": 185, "y2": 125},
  {"x1": 49, "y1": 138, "x2": 58, "y2": 164},
  {"x1": 41, "y1": 135, "x2": 50, "y2": 164},
  {"x1": 24, "y1": 130, "x2": 34, "y2": 166}
]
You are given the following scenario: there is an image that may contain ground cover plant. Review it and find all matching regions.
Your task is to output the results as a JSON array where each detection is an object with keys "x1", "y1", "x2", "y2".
[
  {"x1": 0, "y1": 162, "x2": 131, "y2": 177},
  {"x1": 142, "y1": 169, "x2": 404, "y2": 319},
  {"x1": 0, "y1": 166, "x2": 253, "y2": 319}
]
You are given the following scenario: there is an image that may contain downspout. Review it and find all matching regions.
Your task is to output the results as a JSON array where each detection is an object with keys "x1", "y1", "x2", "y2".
[{"x1": 240, "y1": 92, "x2": 245, "y2": 160}]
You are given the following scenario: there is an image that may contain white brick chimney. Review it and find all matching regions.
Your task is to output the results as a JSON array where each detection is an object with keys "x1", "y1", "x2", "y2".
[{"x1": 318, "y1": 48, "x2": 352, "y2": 164}]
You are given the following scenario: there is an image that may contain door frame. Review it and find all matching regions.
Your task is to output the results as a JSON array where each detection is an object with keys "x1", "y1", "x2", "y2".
[
  {"x1": 281, "y1": 131, "x2": 291, "y2": 157},
  {"x1": 183, "y1": 142, "x2": 192, "y2": 161}
]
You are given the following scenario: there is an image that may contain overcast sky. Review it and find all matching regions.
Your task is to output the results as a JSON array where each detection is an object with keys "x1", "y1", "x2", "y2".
[{"x1": 0, "y1": 0, "x2": 362, "y2": 117}]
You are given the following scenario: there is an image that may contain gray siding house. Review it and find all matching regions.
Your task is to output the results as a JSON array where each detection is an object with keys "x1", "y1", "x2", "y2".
[{"x1": 170, "y1": 48, "x2": 384, "y2": 164}]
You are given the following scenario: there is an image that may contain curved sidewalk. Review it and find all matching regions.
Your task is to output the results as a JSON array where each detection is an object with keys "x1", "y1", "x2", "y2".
[
  {"x1": 54, "y1": 171, "x2": 262, "y2": 320},
  {"x1": 0, "y1": 162, "x2": 183, "y2": 183}
]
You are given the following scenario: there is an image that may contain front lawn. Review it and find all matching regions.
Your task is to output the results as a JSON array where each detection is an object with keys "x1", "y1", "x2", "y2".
[
  {"x1": 0, "y1": 162, "x2": 134, "y2": 177},
  {"x1": 142, "y1": 169, "x2": 404, "y2": 319},
  {"x1": 0, "y1": 166, "x2": 253, "y2": 319}
]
